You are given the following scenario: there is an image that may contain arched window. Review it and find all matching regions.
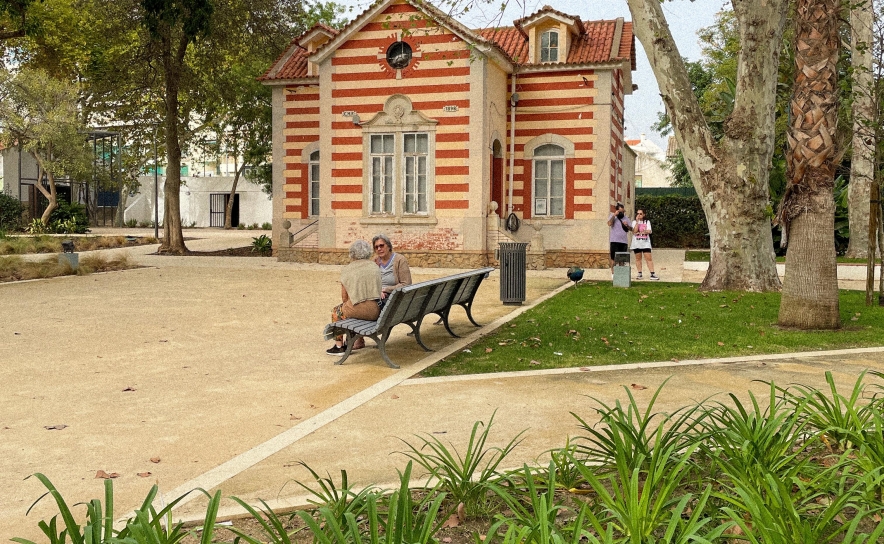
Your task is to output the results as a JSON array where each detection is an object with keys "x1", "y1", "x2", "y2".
[
  {"x1": 540, "y1": 30, "x2": 559, "y2": 62},
  {"x1": 309, "y1": 150, "x2": 320, "y2": 216},
  {"x1": 533, "y1": 144, "x2": 565, "y2": 216}
]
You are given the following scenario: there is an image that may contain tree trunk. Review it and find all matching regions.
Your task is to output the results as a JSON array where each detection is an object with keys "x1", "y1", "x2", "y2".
[
  {"x1": 224, "y1": 161, "x2": 243, "y2": 230},
  {"x1": 32, "y1": 157, "x2": 58, "y2": 225},
  {"x1": 778, "y1": 0, "x2": 841, "y2": 329},
  {"x1": 158, "y1": 33, "x2": 189, "y2": 255},
  {"x1": 626, "y1": 0, "x2": 786, "y2": 292},
  {"x1": 845, "y1": 0, "x2": 875, "y2": 258},
  {"x1": 114, "y1": 185, "x2": 128, "y2": 227}
]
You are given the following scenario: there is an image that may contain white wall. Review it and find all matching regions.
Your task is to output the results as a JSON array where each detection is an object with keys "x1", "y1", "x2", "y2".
[{"x1": 125, "y1": 175, "x2": 272, "y2": 228}]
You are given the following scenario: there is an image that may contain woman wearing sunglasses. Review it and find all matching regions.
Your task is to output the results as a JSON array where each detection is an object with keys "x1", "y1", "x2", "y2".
[{"x1": 372, "y1": 233, "x2": 412, "y2": 298}]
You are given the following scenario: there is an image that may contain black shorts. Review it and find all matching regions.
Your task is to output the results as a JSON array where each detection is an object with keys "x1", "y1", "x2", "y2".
[
  {"x1": 633, "y1": 248, "x2": 651, "y2": 254},
  {"x1": 610, "y1": 242, "x2": 628, "y2": 260}
]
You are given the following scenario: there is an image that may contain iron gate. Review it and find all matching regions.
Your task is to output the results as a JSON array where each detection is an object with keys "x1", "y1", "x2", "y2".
[{"x1": 209, "y1": 193, "x2": 239, "y2": 228}]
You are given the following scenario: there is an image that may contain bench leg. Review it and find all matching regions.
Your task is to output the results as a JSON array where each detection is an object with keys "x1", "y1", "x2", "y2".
[
  {"x1": 334, "y1": 332, "x2": 358, "y2": 366},
  {"x1": 376, "y1": 331, "x2": 400, "y2": 369},
  {"x1": 462, "y1": 302, "x2": 482, "y2": 327},
  {"x1": 435, "y1": 310, "x2": 460, "y2": 338},
  {"x1": 408, "y1": 321, "x2": 433, "y2": 352}
]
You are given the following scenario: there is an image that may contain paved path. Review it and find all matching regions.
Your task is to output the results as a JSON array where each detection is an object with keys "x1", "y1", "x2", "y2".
[{"x1": 1, "y1": 231, "x2": 882, "y2": 540}]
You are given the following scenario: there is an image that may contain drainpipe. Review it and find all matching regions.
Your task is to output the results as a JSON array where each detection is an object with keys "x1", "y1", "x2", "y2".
[{"x1": 507, "y1": 71, "x2": 518, "y2": 216}]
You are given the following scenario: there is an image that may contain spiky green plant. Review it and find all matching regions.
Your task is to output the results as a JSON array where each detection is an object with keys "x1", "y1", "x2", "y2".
[
  {"x1": 288, "y1": 463, "x2": 378, "y2": 527},
  {"x1": 298, "y1": 462, "x2": 446, "y2": 544},
  {"x1": 702, "y1": 384, "x2": 815, "y2": 492},
  {"x1": 571, "y1": 379, "x2": 710, "y2": 482},
  {"x1": 398, "y1": 411, "x2": 524, "y2": 518},
  {"x1": 225, "y1": 497, "x2": 305, "y2": 544},
  {"x1": 782, "y1": 371, "x2": 877, "y2": 451}
]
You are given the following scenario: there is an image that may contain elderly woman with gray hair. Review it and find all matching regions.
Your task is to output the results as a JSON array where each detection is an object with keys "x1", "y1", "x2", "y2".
[
  {"x1": 372, "y1": 233, "x2": 412, "y2": 297},
  {"x1": 326, "y1": 240, "x2": 382, "y2": 356}
]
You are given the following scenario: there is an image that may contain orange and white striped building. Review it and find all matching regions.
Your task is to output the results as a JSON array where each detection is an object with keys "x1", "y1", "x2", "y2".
[{"x1": 261, "y1": 0, "x2": 636, "y2": 269}]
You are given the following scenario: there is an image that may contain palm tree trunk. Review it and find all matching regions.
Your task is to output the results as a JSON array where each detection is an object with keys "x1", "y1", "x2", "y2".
[{"x1": 778, "y1": 0, "x2": 842, "y2": 329}]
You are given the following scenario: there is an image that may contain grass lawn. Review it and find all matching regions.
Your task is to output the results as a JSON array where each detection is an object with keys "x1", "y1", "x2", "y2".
[
  {"x1": 421, "y1": 282, "x2": 884, "y2": 377},
  {"x1": 684, "y1": 249, "x2": 880, "y2": 265}
]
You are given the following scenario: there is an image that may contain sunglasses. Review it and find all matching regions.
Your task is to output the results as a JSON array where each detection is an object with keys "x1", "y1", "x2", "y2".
[{"x1": 374, "y1": 244, "x2": 387, "y2": 249}]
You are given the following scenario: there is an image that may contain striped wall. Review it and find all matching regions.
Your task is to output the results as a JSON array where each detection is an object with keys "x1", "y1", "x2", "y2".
[
  {"x1": 282, "y1": 85, "x2": 319, "y2": 219},
  {"x1": 509, "y1": 69, "x2": 599, "y2": 219}
]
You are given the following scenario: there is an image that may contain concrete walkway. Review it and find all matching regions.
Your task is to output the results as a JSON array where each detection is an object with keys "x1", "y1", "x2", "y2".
[{"x1": 1, "y1": 231, "x2": 882, "y2": 540}]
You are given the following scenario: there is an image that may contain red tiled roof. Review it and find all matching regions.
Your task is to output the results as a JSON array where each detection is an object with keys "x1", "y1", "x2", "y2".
[
  {"x1": 483, "y1": 19, "x2": 634, "y2": 67},
  {"x1": 479, "y1": 27, "x2": 528, "y2": 63},
  {"x1": 259, "y1": 23, "x2": 339, "y2": 81},
  {"x1": 262, "y1": 4, "x2": 634, "y2": 81}
]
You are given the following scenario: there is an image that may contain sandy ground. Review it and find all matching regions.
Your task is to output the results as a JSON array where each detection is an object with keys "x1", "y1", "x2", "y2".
[{"x1": 2, "y1": 231, "x2": 882, "y2": 540}]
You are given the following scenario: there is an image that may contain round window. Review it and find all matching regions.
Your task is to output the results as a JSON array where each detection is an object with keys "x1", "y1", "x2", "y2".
[{"x1": 386, "y1": 41, "x2": 412, "y2": 69}]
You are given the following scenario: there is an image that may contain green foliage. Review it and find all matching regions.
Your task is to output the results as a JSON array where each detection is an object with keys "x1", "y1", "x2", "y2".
[
  {"x1": 398, "y1": 411, "x2": 523, "y2": 518},
  {"x1": 0, "y1": 192, "x2": 25, "y2": 231},
  {"x1": 12, "y1": 473, "x2": 221, "y2": 544},
  {"x1": 296, "y1": 462, "x2": 446, "y2": 544},
  {"x1": 288, "y1": 463, "x2": 377, "y2": 532},
  {"x1": 662, "y1": 151, "x2": 692, "y2": 188},
  {"x1": 571, "y1": 380, "x2": 708, "y2": 480},
  {"x1": 261, "y1": 222, "x2": 272, "y2": 230},
  {"x1": 633, "y1": 194, "x2": 708, "y2": 248},
  {"x1": 251, "y1": 234, "x2": 271, "y2": 255},
  {"x1": 49, "y1": 199, "x2": 89, "y2": 233}
]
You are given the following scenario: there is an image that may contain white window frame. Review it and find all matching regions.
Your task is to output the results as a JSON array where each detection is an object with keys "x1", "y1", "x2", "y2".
[
  {"x1": 309, "y1": 150, "x2": 320, "y2": 216},
  {"x1": 540, "y1": 30, "x2": 559, "y2": 62},
  {"x1": 403, "y1": 132, "x2": 429, "y2": 214},
  {"x1": 369, "y1": 134, "x2": 395, "y2": 214},
  {"x1": 360, "y1": 95, "x2": 437, "y2": 222},
  {"x1": 532, "y1": 144, "x2": 565, "y2": 217}
]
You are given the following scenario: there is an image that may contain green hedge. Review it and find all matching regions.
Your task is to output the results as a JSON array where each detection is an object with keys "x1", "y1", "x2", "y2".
[
  {"x1": 0, "y1": 193, "x2": 26, "y2": 232},
  {"x1": 634, "y1": 194, "x2": 709, "y2": 248}
]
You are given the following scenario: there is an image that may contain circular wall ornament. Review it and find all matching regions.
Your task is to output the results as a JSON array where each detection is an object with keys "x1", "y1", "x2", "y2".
[{"x1": 386, "y1": 41, "x2": 412, "y2": 69}]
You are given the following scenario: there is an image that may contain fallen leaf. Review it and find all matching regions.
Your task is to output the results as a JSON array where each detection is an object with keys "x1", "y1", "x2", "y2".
[
  {"x1": 290, "y1": 415, "x2": 301, "y2": 420},
  {"x1": 95, "y1": 470, "x2": 119, "y2": 479},
  {"x1": 579, "y1": 367, "x2": 591, "y2": 371},
  {"x1": 671, "y1": 358, "x2": 680, "y2": 362},
  {"x1": 122, "y1": 387, "x2": 136, "y2": 392},
  {"x1": 567, "y1": 329, "x2": 577, "y2": 335},
  {"x1": 717, "y1": 341, "x2": 725, "y2": 346},
  {"x1": 851, "y1": 316, "x2": 859, "y2": 321},
  {"x1": 441, "y1": 514, "x2": 460, "y2": 529},
  {"x1": 150, "y1": 457, "x2": 161, "y2": 463},
  {"x1": 443, "y1": 539, "x2": 452, "y2": 543},
  {"x1": 630, "y1": 383, "x2": 647, "y2": 390},
  {"x1": 137, "y1": 472, "x2": 152, "y2": 478},
  {"x1": 719, "y1": 304, "x2": 728, "y2": 308},
  {"x1": 529, "y1": 360, "x2": 541, "y2": 365},
  {"x1": 640, "y1": 295, "x2": 648, "y2": 299},
  {"x1": 485, "y1": 348, "x2": 493, "y2": 353},
  {"x1": 44, "y1": 424, "x2": 68, "y2": 431},
  {"x1": 391, "y1": 395, "x2": 399, "y2": 399}
]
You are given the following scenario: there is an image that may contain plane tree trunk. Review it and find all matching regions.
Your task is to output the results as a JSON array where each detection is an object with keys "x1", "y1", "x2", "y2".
[
  {"x1": 845, "y1": 0, "x2": 875, "y2": 259},
  {"x1": 778, "y1": 0, "x2": 842, "y2": 329},
  {"x1": 626, "y1": 0, "x2": 787, "y2": 291}
]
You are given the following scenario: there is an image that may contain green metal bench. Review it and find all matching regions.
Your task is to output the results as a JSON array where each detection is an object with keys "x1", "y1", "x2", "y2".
[{"x1": 322, "y1": 267, "x2": 495, "y2": 368}]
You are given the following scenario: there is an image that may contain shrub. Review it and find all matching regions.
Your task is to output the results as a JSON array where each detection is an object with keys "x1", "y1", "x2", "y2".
[
  {"x1": 0, "y1": 193, "x2": 25, "y2": 232},
  {"x1": 251, "y1": 234, "x2": 272, "y2": 256},
  {"x1": 125, "y1": 218, "x2": 138, "y2": 228},
  {"x1": 634, "y1": 194, "x2": 709, "y2": 248},
  {"x1": 261, "y1": 222, "x2": 272, "y2": 230}
]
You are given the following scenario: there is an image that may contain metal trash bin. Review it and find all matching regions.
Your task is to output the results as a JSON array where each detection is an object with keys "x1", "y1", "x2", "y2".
[
  {"x1": 613, "y1": 251, "x2": 631, "y2": 288},
  {"x1": 499, "y1": 242, "x2": 528, "y2": 305}
]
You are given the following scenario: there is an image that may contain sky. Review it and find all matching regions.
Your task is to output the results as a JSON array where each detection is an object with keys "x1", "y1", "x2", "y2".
[{"x1": 334, "y1": 0, "x2": 729, "y2": 150}]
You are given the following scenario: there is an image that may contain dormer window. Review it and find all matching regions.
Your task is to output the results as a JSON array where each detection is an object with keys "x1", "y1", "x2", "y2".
[{"x1": 540, "y1": 30, "x2": 559, "y2": 62}]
